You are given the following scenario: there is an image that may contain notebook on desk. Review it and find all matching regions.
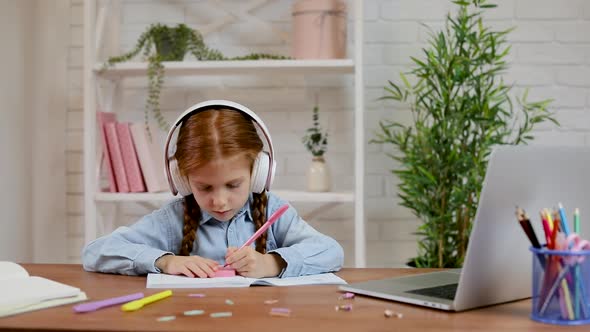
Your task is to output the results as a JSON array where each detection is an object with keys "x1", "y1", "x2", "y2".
[
  {"x1": 0, "y1": 262, "x2": 87, "y2": 317},
  {"x1": 340, "y1": 145, "x2": 590, "y2": 311},
  {"x1": 147, "y1": 272, "x2": 347, "y2": 288}
]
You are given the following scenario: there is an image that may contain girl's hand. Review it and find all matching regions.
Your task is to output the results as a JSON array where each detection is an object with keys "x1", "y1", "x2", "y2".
[
  {"x1": 225, "y1": 247, "x2": 286, "y2": 278},
  {"x1": 155, "y1": 255, "x2": 219, "y2": 278}
]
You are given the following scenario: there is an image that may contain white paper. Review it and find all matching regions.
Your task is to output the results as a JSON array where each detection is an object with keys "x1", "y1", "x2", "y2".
[
  {"x1": 0, "y1": 262, "x2": 82, "y2": 307},
  {"x1": 251, "y1": 273, "x2": 348, "y2": 286},
  {"x1": 147, "y1": 273, "x2": 348, "y2": 289},
  {"x1": 0, "y1": 261, "x2": 29, "y2": 281},
  {"x1": 0, "y1": 292, "x2": 88, "y2": 318}
]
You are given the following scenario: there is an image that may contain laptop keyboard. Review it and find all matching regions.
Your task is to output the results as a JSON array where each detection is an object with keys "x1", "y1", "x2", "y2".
[{"x1": 406, "y1": 283, "x2": 458, "y2": 300}]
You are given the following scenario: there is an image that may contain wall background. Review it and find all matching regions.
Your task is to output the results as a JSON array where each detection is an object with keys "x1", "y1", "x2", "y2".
[
  {"x1": 63, "y1": 0, "x2": 590, "y2": 266},
  {"x1": 0, "y1": 0, "x2": 33, "y2": 262},
  {"x1": 1, "y1": 0, "x2": 68, "y2": 262}
]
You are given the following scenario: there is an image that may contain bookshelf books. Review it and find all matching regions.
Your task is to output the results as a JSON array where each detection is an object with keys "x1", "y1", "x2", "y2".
[
  {"x1": 116, "y1": 122, "x2": 146, "y2": 192},
  {"x1": 128, "y1": 123, "x2": 168, "y2": 193},
  {"x1": 96, "y1": 112, "x2": 167, "y2": 193}
]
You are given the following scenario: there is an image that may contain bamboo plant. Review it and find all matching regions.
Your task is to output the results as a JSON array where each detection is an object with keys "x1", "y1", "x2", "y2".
[{"x1": 372, "y1": 0, "x2": 559, "y2": 268}]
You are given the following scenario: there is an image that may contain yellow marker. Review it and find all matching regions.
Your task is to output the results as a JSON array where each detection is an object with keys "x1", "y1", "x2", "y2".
[{"x1": 121, "y1": 290, "x2": 172, "y2": 312}]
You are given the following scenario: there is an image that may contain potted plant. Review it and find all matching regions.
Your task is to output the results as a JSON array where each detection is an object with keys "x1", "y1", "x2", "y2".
[
  {"x1": 372, "y1": 0, "x2": 559, "y2": 268},
  {"x1": 103, "y1": 23, "x2": 288, "y2": 137},
  {"x1": 302, "y1": 103, "x2": 330, "y2": 192}
]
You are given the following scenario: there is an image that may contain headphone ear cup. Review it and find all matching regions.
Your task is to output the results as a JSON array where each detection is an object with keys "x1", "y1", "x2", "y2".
[
  {"x1": 269, "y1": 157, "x2": 276, "y2": 189},
  {"x1": 250, "y1": 152, "x2": 270, "y2": 193},
  {"x1": 169, "y1": 158, "x2": 192, "y2": 196}
]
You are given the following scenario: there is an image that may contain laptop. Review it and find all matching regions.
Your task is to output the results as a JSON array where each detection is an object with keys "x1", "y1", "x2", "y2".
[{"x1": 340, "y1": 145, "x2": 590, "y2": 311}]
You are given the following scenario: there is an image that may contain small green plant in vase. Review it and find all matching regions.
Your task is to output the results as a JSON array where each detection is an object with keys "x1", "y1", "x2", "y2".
[
  {"x1": 104, "y1": 23, "x2": 288, "y2": 137},
  {"x1": 302, "y1": 104, "x2": 331, "y2": 192}
]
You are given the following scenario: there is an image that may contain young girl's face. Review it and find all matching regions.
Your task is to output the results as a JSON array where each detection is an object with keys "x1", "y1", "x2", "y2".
[{"x1": 187, "y1": 154, "x2": 252, "y2": 222}]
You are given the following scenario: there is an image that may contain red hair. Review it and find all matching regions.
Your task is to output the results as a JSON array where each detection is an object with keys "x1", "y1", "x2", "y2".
[{"x1": 175, "y1": 109, "x2": 269, "y2": 256}]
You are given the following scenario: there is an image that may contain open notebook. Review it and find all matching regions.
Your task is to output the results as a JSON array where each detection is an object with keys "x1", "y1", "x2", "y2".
[
  {"x1": 147, "y1": 272, "x2": 347, "y2": 289},
  {"x1": 0, "y1": 262, "x2": 87, "y2": 317}
]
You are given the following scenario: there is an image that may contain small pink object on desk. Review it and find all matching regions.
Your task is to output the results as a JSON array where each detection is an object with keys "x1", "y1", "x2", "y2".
[{"x1": 214, "y1": 268, "x2": 236, "y2": 278}]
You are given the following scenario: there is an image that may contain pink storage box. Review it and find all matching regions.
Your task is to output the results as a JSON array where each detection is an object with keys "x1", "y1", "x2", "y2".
[{"x1": 291, "y1": 0, "x2": 347, "y2": 59}]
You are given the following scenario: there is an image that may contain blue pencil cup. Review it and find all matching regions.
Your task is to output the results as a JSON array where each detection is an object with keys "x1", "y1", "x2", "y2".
[{"x1": 530, "y1": 246, "x2": 590, "y2": 325}]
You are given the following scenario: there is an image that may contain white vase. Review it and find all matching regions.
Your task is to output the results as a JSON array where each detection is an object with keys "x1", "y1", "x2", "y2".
[{"x1": 306, "y1": 156, "x2": 331, "y2": 192}]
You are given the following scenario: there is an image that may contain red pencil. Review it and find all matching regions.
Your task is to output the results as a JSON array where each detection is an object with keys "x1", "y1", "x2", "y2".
[{"x1": 540, "y1": 211, "x2": 552, "y2": 248}]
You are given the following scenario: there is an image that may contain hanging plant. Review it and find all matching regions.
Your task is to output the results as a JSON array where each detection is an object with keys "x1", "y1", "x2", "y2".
[{"x1": 103, "y1": 23, "x2": 288, "y2": 137}]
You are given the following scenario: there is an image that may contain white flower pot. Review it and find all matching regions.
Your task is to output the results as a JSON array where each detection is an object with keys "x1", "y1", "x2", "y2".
[{"x1": 306, "y1": 156, "x2": 331, "y2": 192}]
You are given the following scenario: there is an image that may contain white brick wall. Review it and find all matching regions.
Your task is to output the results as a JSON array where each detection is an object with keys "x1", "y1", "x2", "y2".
[{"x1": 65, "y1": 0, "x2": 590, "y2": 266}]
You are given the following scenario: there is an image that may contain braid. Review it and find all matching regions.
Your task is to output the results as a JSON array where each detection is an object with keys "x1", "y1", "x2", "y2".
[
  {"x1": 179, "y1": 195, "x2": 201, "y2": 256},
  {"x1": 251, "y1": 192, "x2": 269, "y2": 254}
]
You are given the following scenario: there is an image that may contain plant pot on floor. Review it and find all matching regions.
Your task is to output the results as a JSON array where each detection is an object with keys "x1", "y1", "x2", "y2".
[{"x1": 306, "y1": 156, "x2": 331, "y2": 192}]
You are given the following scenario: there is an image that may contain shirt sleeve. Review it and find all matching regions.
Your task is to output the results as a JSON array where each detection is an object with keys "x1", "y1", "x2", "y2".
[
  {"x1": 81, "y1": 202, "x2": 179, "y2": 275},
  {"x1": 265, "y1": 194, "x2": 344, "y2": 277}
]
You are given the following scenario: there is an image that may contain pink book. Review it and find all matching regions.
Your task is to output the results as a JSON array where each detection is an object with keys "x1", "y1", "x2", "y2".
[
  {"x1": 129, "y1": 123, "x2": 168, "y2": 193},
  {"x1": 104, "y1": 122, "x2": 130, "y2": 193},
  {"x1": 116, "y1": 122, "x2": 147, "y2": 193},
  {"x1": 96, "y1": 112, "x2": 117, "y2": 192}
]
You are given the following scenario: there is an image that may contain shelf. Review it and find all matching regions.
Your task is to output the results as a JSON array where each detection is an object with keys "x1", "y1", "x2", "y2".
[
  {"x1": 94, "y1": 59, "x2": 355, "y2": 79},
  {"x1": 95, "y1": 190, "x2": 354, "y2": 203},
  {"x1": 84, "y1": 0, "x2": 365, "y2": 267}
]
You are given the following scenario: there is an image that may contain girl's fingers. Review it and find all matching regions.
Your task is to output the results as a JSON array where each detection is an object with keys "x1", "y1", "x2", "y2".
[
  {"x1": 194, "y1": 267, "x2": 208, "y2": 279},
  {"x1": 228, "y1": 249, "x2": 248, "y2": 267},
  {"x1": 200, "y1": 262, "x2": 217, "y2": 278},
  {"x1": 231, "y1": 257, "x2": 247, "y2": 270},
  {"x1": 233, "y1": 251, "x2": 258, "y2": 271},
  {"x1": 179, "y1": 265, "x2": 196, "y2": 278},
  {"x1": 206, "y1": 259, "x2": 220, "y2": 269},
  {"x1": 186, "y1": 262, "x2": 209, "y2": 278},
  {"x1": 225, "y1": 248, "x2": 237, "y2": 260}
]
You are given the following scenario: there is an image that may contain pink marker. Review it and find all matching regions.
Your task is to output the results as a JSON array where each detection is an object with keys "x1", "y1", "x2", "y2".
[{"x1": 224, "y1": 204, "x2": 290, "y2": 267}]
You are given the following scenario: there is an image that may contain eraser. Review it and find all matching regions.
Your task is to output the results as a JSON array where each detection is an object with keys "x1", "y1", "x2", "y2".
[{"x1": 214, "y1": 268, "x2": 236, "y2": 277}]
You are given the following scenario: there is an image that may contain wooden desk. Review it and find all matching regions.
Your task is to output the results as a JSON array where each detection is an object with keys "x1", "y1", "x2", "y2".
[{"x1": 0, "y1": 264, "x2": 585, "y2": 331}]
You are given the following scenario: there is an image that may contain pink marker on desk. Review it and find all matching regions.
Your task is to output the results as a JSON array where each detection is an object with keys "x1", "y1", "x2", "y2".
[{"x1": 223, "y1": 204, "x2": 290, "y2": 268}]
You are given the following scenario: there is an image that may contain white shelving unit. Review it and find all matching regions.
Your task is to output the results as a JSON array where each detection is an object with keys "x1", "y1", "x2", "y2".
[{"x1": 83, "y1": 0, "x2": 365, "y2": 267}]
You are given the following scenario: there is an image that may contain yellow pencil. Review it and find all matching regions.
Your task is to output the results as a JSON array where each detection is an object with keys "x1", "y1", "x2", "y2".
[
  {"x1": 560, "y1": 279, "x2": 574, "y2": 319},
  {"x1": 121, "y1": 290, "x2": 172, "y2": 312},
  {"x1": 545, "y1": 208, "x2": 554, "y2": 232}
]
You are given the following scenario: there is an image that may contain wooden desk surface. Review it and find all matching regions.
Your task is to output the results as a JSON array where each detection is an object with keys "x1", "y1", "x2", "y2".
[{"x1": 0, "y1": 264, "x2": 586, "y2": 331}]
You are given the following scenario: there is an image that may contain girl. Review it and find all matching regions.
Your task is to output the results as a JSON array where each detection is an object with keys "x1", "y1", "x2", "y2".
[{"x1": 82, "y1": 100, "x2": 344, "y2": 278}]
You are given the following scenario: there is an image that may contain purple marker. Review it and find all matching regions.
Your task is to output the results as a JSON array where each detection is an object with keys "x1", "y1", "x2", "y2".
[{"x1": 73, "y1": 292, "x2": 144, "y2": 313}]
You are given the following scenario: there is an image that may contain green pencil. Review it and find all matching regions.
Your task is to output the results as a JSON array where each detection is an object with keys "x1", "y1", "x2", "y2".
[{"x1": 574, "y1": 208, "x2": 580, "y2": 233}]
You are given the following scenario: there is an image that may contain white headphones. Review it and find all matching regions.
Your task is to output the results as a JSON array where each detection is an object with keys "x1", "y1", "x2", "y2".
[{"x1": 164, "y1": 100, "x2": 276, "y2": 196}]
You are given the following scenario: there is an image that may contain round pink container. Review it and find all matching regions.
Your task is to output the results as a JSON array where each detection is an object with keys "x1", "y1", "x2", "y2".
[{"x1": 291, "y1": 0, "x2": 347, "y2": 59}]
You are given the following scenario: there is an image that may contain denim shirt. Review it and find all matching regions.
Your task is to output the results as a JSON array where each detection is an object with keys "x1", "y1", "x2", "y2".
[{"x1": 82, "y1": 192, "x2": 344, "y2": 277}]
